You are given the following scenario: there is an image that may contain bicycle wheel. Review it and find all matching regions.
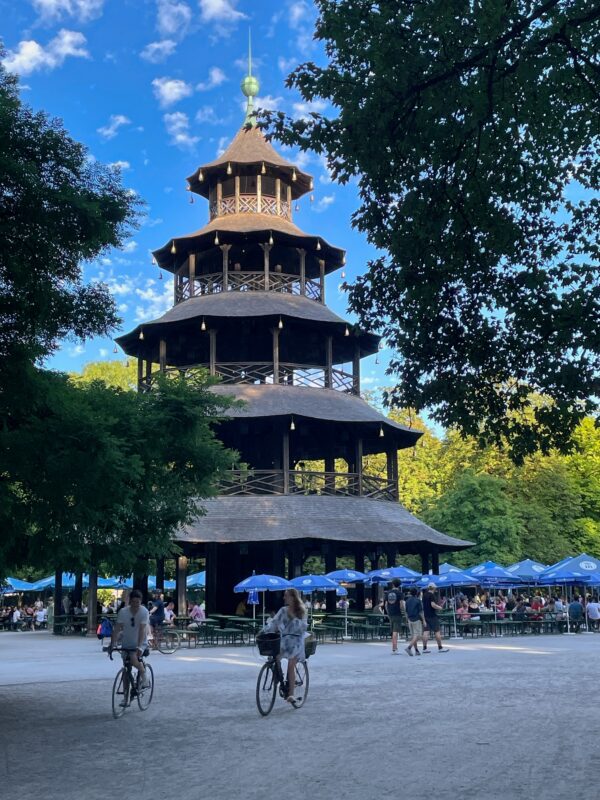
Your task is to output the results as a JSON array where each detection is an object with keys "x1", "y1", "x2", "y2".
[
  {"x1": 157, "y1": 629, "x2": 180, "y2": 654},
  {"x1": 291, "y1": 661, "x2": 309, "y2": 709},
  {"x1": 256, "y1": 662, "x2": 277, "y2": 716},
  {"x1": 136, "y1": 663, "x2": 154, "y2": 710},
  {"x1": 112, "y1": 668, "x2": 128, "y2": 719}
]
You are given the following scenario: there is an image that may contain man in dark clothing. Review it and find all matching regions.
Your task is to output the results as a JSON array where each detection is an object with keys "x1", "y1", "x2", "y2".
[
  {"x1": 384, "y1": 579, "x2": 404, "y2": 654},
  {"x1": 149, "y1": 590, "x2": 165, "y2": 640},
  {"x1": 422, "y1": 583, "x2": 449, "y2": 653},
  {"x1": 404, "y1": 587, "x2": 425, "y2": 656}
]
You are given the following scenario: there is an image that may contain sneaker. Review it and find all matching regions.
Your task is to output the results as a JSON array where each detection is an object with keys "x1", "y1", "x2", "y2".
[
  {"x1": 119, "y1": 699, "x2": 130, "y2": 708},
  {"x1": 422, "y1": 647, "x2": 431, "y2": 653},
  {"x1": 141, "y1": 675, "x2": 151, "y2": 688},
  {"x1": 404, "y1": 646, "x2": 413, "y2": 656},
  {"x1": 392, "y1": 649, "x2": 399, "y2": 655},
  {"x1": 414, "y1": 649, "x2": 421, "y2": 655},
  {"x1": 437, "y1": 647, "x2": 449, "y2": 653}
]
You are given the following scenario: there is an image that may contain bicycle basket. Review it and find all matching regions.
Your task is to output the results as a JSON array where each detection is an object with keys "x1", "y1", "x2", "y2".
[
  {"x1": 304, "y1": 634, "x2": 317, "y2": 658},
  {"x1": 256, "y1": 632, "x2": 280, "y2": 657}
]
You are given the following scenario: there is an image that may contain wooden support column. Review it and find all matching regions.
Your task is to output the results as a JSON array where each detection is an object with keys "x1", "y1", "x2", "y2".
[
  {"x1": 353, "y1": 343, "x2": 361, "y2": 395},
  {"x1": 205, "y1": 543, "x2": 218, "y2": 616},
  {"x1": 386, "y1": 448, "x2": 399, "y2": 500},
  {"x1": 176, "y1": 555, "x2": 188, "y2": 616},
  {"x1": 420, "y1": 552, "x2": 430, "y2": 575},
  {"x1": 282, "y1": 430, "x2": 290, "y2": 494},
  {"x1": 385, "y1": 546, "x2": 396, "y2": 568},
  {"x1": 87, "y1": 568, "x2": 98, "y2": 635},
  {"x1": 173, "y1": 272, "x2": 178, "y2": 305},
  {"x1": 272, "y1": 328, "x2": 280, "y2": 384},
  {"x1": 431, "y1": 550, "x2": 440, "y2": 575},
  {"x1": 145, "y1": 359, "x2": 152, "y2": 382},
  {"x1": 52, "y1": 569, "x2": 63, "y2": 635},
  {"x1": 155, "y1": 557, "x2": 165, "y2": 592},
  {"x1": 74, "y1": 572, "x2": 83, "y2": 607},
  {"x1": 275, "y1": 178, "x2": 281, "y2": 215},
  {"x1": 234, "y1": 175, "x2": 240, "y2": 213},
  {"x1": 216, "y1": 180, "x2": 222, "y2": 214},
  {"x1": 324, "y1": 454, "x2": 334, "y2": 493},
  {"x1": 260, "y1": 243, "x2": 272, "y2": 290},
  {"x1": 297, "y1": 248, "x2": 306, "y2": 295},
  {"x1": 188, "y1": 253, "x2": 196, "y2": 297},
  {"x1": 133, "y1": 567, "x2": 149, "y2": 605},
  {"x1": 159, "y1": 339, "x2": 166, "y2": 373},
  {"x1": 325, "y1": 335, "x2": 333, "y2": 389},
  {"x1": 319, "y1": 259, "x2": 326, "y2": 304},
  {"x1": 220, "y1": 244, "x2": 231, "y2": 290},
  {"x1": 355, "y1": 437, "x2": 363, "y2": 496},
  {"x1": 325, "y1": 547, "x2": 337, "y2": 613},
  {"x1": 354, "y1": 546, "x2": 365, "y2": 611},
  {"x1": 287, "y1": 542, "x2": 303, "y2": 579},
  {"x1": 257, "y1": 174, "x2": 262, "y2": 213},
  {"x1": 209, "y1": 329, "x2": 217, "y2": 376},
  {"x1": 137, "y1": 357, "x2": 143, "y2": 391}
]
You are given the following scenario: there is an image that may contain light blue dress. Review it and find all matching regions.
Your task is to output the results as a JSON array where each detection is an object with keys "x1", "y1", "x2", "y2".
[{"x1": 265, "y1": 606, "x2": 308, "y2": 661}]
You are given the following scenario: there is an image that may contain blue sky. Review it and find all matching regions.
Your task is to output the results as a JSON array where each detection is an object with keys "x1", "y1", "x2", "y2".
[{"x1": 2, "y1": 0, "x2": 387, "y2": 396}]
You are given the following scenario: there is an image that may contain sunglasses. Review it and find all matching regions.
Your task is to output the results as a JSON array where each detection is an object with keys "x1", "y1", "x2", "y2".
[{"x1": 130, "y1": 617, "x2": 136, "y2": 627}]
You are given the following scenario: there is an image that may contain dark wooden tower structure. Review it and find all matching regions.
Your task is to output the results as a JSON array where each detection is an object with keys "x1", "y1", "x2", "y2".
[{"x1": 117, "y1": 61, "x2": 471, "y2": 613}]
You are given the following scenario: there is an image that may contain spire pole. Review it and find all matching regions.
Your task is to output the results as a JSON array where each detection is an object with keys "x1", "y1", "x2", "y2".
[{"x1": 241, "y1": 28, "x2": 259, "y2": 127}]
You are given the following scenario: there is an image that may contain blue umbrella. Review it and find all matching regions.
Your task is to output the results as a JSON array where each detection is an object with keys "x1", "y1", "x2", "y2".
[
  {"x1": 539, "y1": 553, "x2": 600, "y2": 584},
  {"x1": 325, "y1": 568, "x2": 367, "y2": 582},
  {"x1": 247, "y1": 589, "x2": 259, "y2": 604},
  {"x1": 234, "y1": 573, "x2": 292, "y2": 626},
  {"x1": 467, "y1": 561, "x2": 516, "y2": 586},
  {"x1": 440, "y1": 562, "x2": 465, "y2": 574},
  {"x1": 417, "y1": 571, "x2": 479, "y2": 589},
  {"x1": 505, "y1": 559, "x2": 548, "y2": 583},
  {"x1": 187, "y1": 571, "x2": 206, "y2": 588},
  {"x1": 1, "y1": 577, "x2": 35, "y2": 592},
  {"x1": 366, "y1": 566, "x2": 420, "y2": 584},
  {"x1": 30, "y1": 573, "x2": 88, "y2": 591},
  {"x1": 147, "y1": 576, "x2": 176, "y2": 591},
  {"x1": 290, "y1": 574, "x2": 340, "y2": 591}
]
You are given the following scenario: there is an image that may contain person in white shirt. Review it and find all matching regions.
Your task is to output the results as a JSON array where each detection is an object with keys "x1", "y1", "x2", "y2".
[
  {"x1": 586, "y1": 596, "x2": 600, "y2": 631},
  {"x1": 35, "y1": 608, "x2": 47, "y2": 629},
  {"x1": 12, "y1": 607, "x2": 21, "y2": 630},
  {"x1": 109, "y1": 590, "x2": 150, "y2": 694}
]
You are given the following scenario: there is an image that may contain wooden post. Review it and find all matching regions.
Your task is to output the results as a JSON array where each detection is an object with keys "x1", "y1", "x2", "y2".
[
  {"x1": 74, "y1": 572, "x2": 83, "y2": 607},
  {"x1": 257, "y1": 174, "x2": 262, "y2": 213},
  {"x1": 216, "y1": 180, "x2": 222, "y2": 215},
  {"x1": 276, "y1": 178, "x2": 281, "y2": 215},
  {"x1": 209, "y1": 329, "x2": 217, "y2": 376},
  {"x1": 159, "y1": 339, "x2": 166, "y2": 373},
  {"x1": 282, "y1": 430, "x2": 290, "y2": 494},
  {"x1": 353, "y1": 343, "x2": 361, "y2": 395},
  {"x1": 272, "y1": 328, "x2": 280, "y2": 384},
  {"x1": 420, "y1": 552, "x2": 430, "y2": 575},
  {"x1": 133, "y1": 568, "x2": 149, "y2": 606},
  {"x1": 52, "y1": 569, "x2": 63, "y2": 635},
  {"x1": 325, "y1": 335, "x2": 333, "y2": 389},
  {"x1": 235, "y1": 175, "x2": 240, "y2": 213},
  {"x1": 205, "y1": 543, "x2": 218, "y2": 616},
  {"x1": 137, "y1": 357, "x2": 143, "y2": 391},
  {"x1": 324, "y1": 454, "x2": 335, "y2": 494},
  {"x1": 355, "y1": 437, "x2": 363, "y2": 496},
  {"x1": 354, "y1": 547, "x2": 365, "y2": 611},
  {"x1": 176, "y1": 556, "x2": 188, "y2": 616},
  {"x1": 87, "y1": 568, "x2": 98, "y2": 635},
  {"x1": 155, "y1": 558, "x2": 165, "y2": 592},
  {"x1": 220, "y1": 244, "x2": 231, "y2": 290},
  {"x1": 260, "y1": 243, "x2": 272, "y2": 290},
  {"x1": 297, "y1": 248, "x2": 306, "y2": 295},
  {"x1": 174, "y1": 271, "x2": 178, "y2": 305},
  {"x1": 145, "y1": 359, "x2": 152, "y2": 383},
  {"x1": 188, "y1": 253, "x2": 196, "y2": 297},
  {"x1": 431, "y1": 550, "x2": 440, "y2": 575},
  {"x1": 319, "y1": 259, "x2": 326, "y2": 303}
]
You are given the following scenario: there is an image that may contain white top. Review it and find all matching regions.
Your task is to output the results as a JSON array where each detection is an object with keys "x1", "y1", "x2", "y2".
[
  {"x1": 35, "y1": 609, "x2": 47, "y2": 622},
  {"x1": 117, "y1": 605, "x2": 149, "y2": 650},
  {"x1": 586, "y1": 602, "x2": 600, "y2": 620},
  {"x1": 164, "y1": 608, "x2": 175, "y2": 623},
  {"x1": 12, "y1": 610, "x2": 21, "y2": 622}
]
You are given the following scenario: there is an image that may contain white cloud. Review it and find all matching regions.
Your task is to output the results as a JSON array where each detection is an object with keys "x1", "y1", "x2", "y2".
[
  {"x1": 99, "y1": 347, "x2": 108, "y2": 357},
  {"x1": 108, "y1": 160, "x2": 131, "y2": 171},
  {"x1": 278, "y1": 55, "x2": 297, "y2": 73},
  {"x1": 97, "y1": 114, "x2": 131, "y2": 140},
  {"x1": 288, "y1": 0, "x2": 315, "y2": 55},
  {"x1": 2, "y1": 29, "x2": 89, "y2": 76},
  {"x1": 196, "y1": 66, "x2": 227, "y2": 91},
  {"x1": 164, "y1": 112, "x2": 199, "y2": 149},
  {"x1": 69, "y1": 343, "x2": 85, "y2": 357},
  {"x1": 140, "y1": 39, "x2": 177, "y2": 63},
  {"x1": 157, "y1": 0, "x2": 192, "y2": 38},
  {"x1": 199, "y1": 0, "x2": 246, "y2": 35},
  {"x1": 122, "y1": 240, "x2": 138, "y2": 253},
  {"x1": 292, "y1": 99, "x2": 327, "y2": 120},
  {"x1": 31, "y1": 0, "x2": 104, "y2": 23},
  {"x1": 118, "y1": 303, "x2": 129, "y2": 312},
  {"x1": 195, "y1": 105, "x2": 226, "y2": 125},
  {"x1": 254, "y1": 94, "x2": 283, "y2": 112},
  {"x1": 216, "y1": 135, "x2": 229, "y2": 155},
  {"x1": 134, "y1": 282, "x2": 173, "y2": 322},
  {"x1": 152, "y1": 76, "x2": 193, "y2": 107},
  {"x1": 314, "y1": 194, "x2": 335, "y2": 212}
]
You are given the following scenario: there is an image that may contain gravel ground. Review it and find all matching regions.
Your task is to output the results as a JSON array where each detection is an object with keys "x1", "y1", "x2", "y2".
[{"x1": 1, "y1": 631, "x2": 599, "y2": 800}]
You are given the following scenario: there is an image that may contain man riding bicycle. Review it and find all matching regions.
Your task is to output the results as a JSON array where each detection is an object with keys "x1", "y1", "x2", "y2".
[{"x1": 108, "y1": 589, "x2": 151, "y2": 692}]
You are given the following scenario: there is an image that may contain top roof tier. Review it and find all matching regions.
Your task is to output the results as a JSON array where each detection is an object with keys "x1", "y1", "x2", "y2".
[{"x1": 186, "y1": 125, "x2": 313, "y2": 200}]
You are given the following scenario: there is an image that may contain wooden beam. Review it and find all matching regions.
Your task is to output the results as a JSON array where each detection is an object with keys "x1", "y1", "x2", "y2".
[
  {"x1": 209, "y1": 329, "x2": 217, "y2": 376},
  {"x1": 137, "y1": 358, "x2": 143, "y2": 391},
  {"x1": 220, "y1": 244, "x2": 231, "y2": 290},
  {"x1": 325, "y1": 335, "x2": 333, "y2": 389},
  {"x1": 353, "y1": 343, "x2": 361, "y2": 395},
  {"x1": 272, "y1": 328, "x2": 280, "y2": 384},
  {"x1": 355, "y1": 437, "x2": 363, "y2": 496},
  {"x1": 234, "y1": 175, "x2": 240, "y2": 213},
  {"x1": 275, "y1": 178, "x2": 281, "y2": 215},
  {"x1": 260, "y1": 243, "x2": 272, "y2": 290},
  {"x1": 188, "y1": 253, "x2": 196, "y2": 297},
  {"x1": 257, "y1": 174, "x2": 262, "y2": 213},
  {"x1": 282, "y1": 430, "x2": 290, "y2": 494},
  {"x1": 319, "y1": 259, "x2": 326, "y2": 304},
  {"x1": 159, "y1": 339, "x2": 166, "y2": 373},
  {"x1": 297, "y1": 248, "x2": 306, "y2": 295},
  {"x1": 176, "y1": 555, "x2": 188, "y2": 616}
]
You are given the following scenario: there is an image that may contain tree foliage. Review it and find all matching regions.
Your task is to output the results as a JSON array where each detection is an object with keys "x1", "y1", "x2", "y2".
[{"x1": 267, "y1": 0, "x2": 600, "y2": 460}]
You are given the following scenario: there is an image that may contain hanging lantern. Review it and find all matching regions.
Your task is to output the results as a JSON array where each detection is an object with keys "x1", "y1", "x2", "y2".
[
  {"x1": 341, "y1": 254, "x2": 346, "y2": 265},
  {"x1": 201, "y1": 318, "x2": 207, "y2": 331},
  {"x1": 268, "y1": 232, "x2": 274, "y2": 246},
  {"x1": 316, "y1": 240, "x2": 321, "y2": 251},
  {"x1": 309, "y1": 178, "x2": 314, "y2": 190},
  {"x1": 227, "y1": 162, "x2": 232, "y2": 175},
  {"x1": 341, "y1": 270, "x2": 346, "y2": 279},
  {"x1": 189, "y1": 195, "x2": 194, "y2": 204},
  {"x1": 261, "y1": 161, "x2": 266, "y2": 174},
  {"x1": 214, "y1": 232, "x2": 220, "y2": 245},
  {"x1": 151, "y1": 255, "x2": 157, "y2": 265},
  {"x1": 170, "y1": 241, "x2": 176, "y2": 254},
  {"x1": 139, "y1": 330, "x2": 144, "y2": 341},
  {"x1": 292, "y1": 168, "x2": 297, "y2": 181},
  {"x1": 294, "y1": 203, "x2": 300, "y2": 212},
  {"x1": 290, "y1": 417, "x2": 296, "y2": 431},
  {"x1": 159, "y1": 271, "x2": 163, "y2": 280},
  {"x1": 375, "y1": 355, "x2": 379, "y2": 365},
  {"x1": 344, "y1": 325, "x2": 350, "y2": 337},
  {"x1": 278, "y1": 317, "x2": 283, "y2": 330},
  {"x1": 379, "y1": 425, "x2": 385, "y2": 438},
  {"x1": 113, "y1": 344, "x2": 118, "y2": 354},
  {"x1": 310, "y1": 194, "x2": 314, "y2": 203},
  {"x1": 198, "y1": 170, "x2": 204, "y2": 181}
]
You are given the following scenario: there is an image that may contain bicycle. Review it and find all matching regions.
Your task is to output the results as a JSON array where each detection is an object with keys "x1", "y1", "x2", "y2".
[
  {"x1": 255, "y1": 633, "x2": 316, "y2": 716},
  {"x1": 107, "y1": 646, "x2": 154, "y2": 718},
  {"x1": 150, "y1": 623, "x2": 180, "y2": 654}
]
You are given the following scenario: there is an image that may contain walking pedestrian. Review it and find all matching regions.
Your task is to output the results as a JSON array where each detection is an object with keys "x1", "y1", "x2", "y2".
[
  {"x1": 422, "y1": 582, "x2": 449, "y2": 653},
  {"x1": 404, "y1": 587, "x2": 425, "y2": 656},
  {"x1": 384, "y1": 579, "x2": 404, "y2": 654}
]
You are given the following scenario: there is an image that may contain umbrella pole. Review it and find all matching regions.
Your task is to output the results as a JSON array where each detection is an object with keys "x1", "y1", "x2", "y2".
[
  {"x1": 451, "y1": 588, "x2": 461, "y2": 639},
  {"x1": 344, "y1": 601, "x2": 348, "y2": 639},
  {"x1": 262, "y1": 592, "x2": 265, "y2": 628},
  {"x1": 563, "y1": 594, "x2": 574, "y2": 635}
]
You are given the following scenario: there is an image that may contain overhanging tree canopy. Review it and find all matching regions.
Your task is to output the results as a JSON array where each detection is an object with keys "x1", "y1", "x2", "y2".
[{"x1": 266, "y1": 0, "x2": 600, "y2": 460}]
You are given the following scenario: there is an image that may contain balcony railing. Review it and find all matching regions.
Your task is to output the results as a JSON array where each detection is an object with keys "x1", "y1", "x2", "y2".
[
  {"x1": 138, "y1": 362, "x2": 356, "y2": 394},
  {"x1": 175, "y1": 271, "x2": 322, "y2": 303},
  {"x1": 209, "y1": 195, "x2": 291, "y2": 221},
  {"x1": 217, "y1": 469, "x2": 398, "y2": 502}
]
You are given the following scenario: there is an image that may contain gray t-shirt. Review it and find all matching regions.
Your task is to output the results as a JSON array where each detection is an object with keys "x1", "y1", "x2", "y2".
[{"x1": 117, "y1": 605, "x2": 149, "y2": 650}]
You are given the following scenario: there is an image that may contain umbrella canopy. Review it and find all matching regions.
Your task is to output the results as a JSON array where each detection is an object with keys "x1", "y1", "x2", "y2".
[
  {"x1": 325, "y1": 568, "x2": 367, "y2": 583},
  {"x1": 467, "y1": 561, "x2": 516, "y2": 586},
  {"x1": 146, "y1": 576, "x2": 176, "y2": 591},
  {"x1": 440, "y1": 562, "x2": 465, "y2": 574},
  {"x1": 1, "y1": 577, "x2": 35, "y2": 592},
  {"x1": 186, "y1": 571, "x2": 206, "y2": 588},
  {"x1": 290, "y1": 574, "x2": 340, "y2": 591},
  {"x1": 30, "y1": 573, "x2": 88, "y2": 591},
  {"x1": 234, "y1": 574, "x2": 292, "y2": 593},
  {"x1": 336, "y1": 586, "x2": 348, "y2": 596},
  {"x1": 366, "y1": 566, "x2": 420, "y2": 584},
  {"x1": 247, "y1": 589, "x2": 260, "y2": 604},
  {"x1": 505, "y1": 559, "x2": 548, "y2": 583},
  {"x1": 417, "y1": 571, "x2": 479, "y2": 588},
  {"x1": 539, "y1": 553, "x2": 600, "y2": 584}
]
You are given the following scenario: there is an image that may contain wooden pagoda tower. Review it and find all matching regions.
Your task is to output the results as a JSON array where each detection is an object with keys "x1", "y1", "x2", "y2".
[{"x1": 117, "y1": 60, "x2": 471, "y2": 613}]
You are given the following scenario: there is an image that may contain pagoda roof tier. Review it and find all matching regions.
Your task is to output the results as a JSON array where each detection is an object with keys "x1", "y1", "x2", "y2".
[
  {"x1": 187, "y1": 126, "x2": 312, "y2": 199},
  {"x1": 177, "y1": 495, "x2": 473, "y2": 551},
  {"x1": 210, "y1": 383, "x2": 420, "y2": 451},
  {"x1": 116, "y1": 292, "x2": 379, "y2": 362},
  {"x1": 153, "y1": 212, "x2": 344, "y2": 274}
]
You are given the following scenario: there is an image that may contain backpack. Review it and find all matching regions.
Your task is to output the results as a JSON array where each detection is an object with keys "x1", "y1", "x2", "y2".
[{"x1": 98, "y1": 617, "x2": 113, "y2": 639}]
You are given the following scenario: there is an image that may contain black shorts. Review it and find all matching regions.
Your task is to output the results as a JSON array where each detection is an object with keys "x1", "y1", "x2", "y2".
[{"x1": 425, "y1": 617, "x2": 440, "y2": 633}]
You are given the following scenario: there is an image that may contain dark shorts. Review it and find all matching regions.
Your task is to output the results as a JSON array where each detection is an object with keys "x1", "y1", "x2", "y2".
[
  {"x1": 150, "y1": 618, "x2": 164, "y2": 628},
  {"x1": 389, "y1": 616, "x2": 403, "y2": 633},
  {"x1": 425, "y1": 617, "x2": 440, "y2": 633}
]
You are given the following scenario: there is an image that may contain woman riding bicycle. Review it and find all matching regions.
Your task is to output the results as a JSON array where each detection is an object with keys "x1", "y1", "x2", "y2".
[{"x1": 262, "y1": 588, "x2": 307, "y2": 703}]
